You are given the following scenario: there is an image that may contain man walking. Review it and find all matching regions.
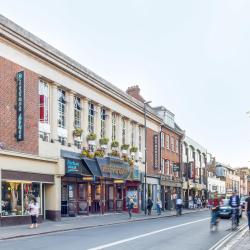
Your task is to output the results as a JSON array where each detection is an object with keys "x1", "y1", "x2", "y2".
[
  {"x1": 245, "y1": 192, "x2": 250, "y2": 231},
  {"x1": 229, "y1": 190, "x2": 240, "y2": 226},
  {"x1": 127, "y1": 197, "x2": 134, "y2": 219}
]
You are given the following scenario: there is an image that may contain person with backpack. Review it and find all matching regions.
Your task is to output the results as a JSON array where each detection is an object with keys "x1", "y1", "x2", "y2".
[
  {"x1": 127, "y1": 197, "x2": 134, "y2": 219},
  {"x1": 147, "y1": 197, "x2": 153, "y2": 215}
]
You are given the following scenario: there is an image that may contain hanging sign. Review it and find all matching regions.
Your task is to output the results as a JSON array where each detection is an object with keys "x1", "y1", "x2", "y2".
[
  {"x1": 153, "y1": 134, "x2": 159, "y2": 168},
  {"x1": 16, "y1": 71, "x2": 25, "y2": 141}
]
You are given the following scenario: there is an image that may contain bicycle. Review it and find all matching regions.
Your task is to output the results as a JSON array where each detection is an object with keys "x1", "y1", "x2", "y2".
[{"x1": 231, "y1": 207, "x2": 238, "y2": 230}]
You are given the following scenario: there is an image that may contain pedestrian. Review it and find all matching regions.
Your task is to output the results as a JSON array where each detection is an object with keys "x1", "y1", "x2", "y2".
[
  {"x1": 147, "y1": 197, "x2": 153, "y2": 215},
  {"x1": 193, "y1": 196, "x2": 197, "y2": 209},
  {"x1": 229, "y1": 190, "x2": 240, "y2": 226},
  {"x1": 127, "y1": 197, "x2": 134, "y2": 219},
  {"x1": 245, "y1": 191, "x2": 250, "y2": 231},
  {"x1": 156, "y1": 198, "x2": 162, "y2": 215},
  {"x1": 28, "y1": 197, "x2": 39, "y2": 229},
  {"x1": 197, "y1": 197, "x2": 202, "y2": 209},
  {"x1": 176, "y1": 196, "x2": 183, "y2": 215}
]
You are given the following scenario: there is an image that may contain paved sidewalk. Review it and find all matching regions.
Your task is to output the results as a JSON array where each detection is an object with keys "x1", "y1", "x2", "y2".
[
  {"x1": 228, "y1": 229, "x2": 250, "y2": 250},
  {"x1": 0, "y1": 208, "x2": 207, "y2": 240}
]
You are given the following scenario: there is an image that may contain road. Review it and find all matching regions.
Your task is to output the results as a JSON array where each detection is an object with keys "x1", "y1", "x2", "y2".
[{"x1": 0, "y1": 211, "x2": 246, "y2": 250}]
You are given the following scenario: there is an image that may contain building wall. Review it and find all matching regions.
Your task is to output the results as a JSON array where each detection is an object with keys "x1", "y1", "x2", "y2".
[{"x1": 0, "y1": 57, "x2": 39, "y2": 155}]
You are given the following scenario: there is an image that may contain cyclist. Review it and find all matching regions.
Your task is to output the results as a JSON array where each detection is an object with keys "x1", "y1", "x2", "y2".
[
  {"x1": 210, "y1": 192, "x2": 220, "y2": 230},
  {"x1": 229, "y1": 190, "x2": 240, "y2": 226}
]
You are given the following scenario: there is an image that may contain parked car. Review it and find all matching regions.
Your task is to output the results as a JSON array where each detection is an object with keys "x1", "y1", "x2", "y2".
[
  {"x1": 218, "y1": 199, "x2": 242, "y2": 219},
  {"x1": 240, "y1": 196, "x2": 248, "y2": 211}
]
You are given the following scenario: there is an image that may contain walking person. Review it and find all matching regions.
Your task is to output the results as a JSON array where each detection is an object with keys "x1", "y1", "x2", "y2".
[
  {"x1": 127, "y1": 197, "x2": 134, "y2": 219},
  {"x1": 176, "y1": 196, "x2": 183, "y2": 215},
  {"x1": 229, "y1": 190, "x2": 240, "y2": 226},
  {"x1": 156, "y1": 198, "x2": 162, "y2": 215},
  {"x1": 197, "y1": 197, "x2": 202, "y2": 209},
  {"x1": 244, "y1": 192, "x2": 250, "y2": 231},
  {"x1": 28, "y1": 197, "x2": 39, "y2": 229},
  {"x1": 147, "y1": 197, "x2": 153, "y2": 215}
]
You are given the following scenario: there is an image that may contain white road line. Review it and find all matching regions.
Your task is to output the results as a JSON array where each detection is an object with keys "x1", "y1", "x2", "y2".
[{"x1": 87, "y1": 217, "x2": 210, "y2": 250}]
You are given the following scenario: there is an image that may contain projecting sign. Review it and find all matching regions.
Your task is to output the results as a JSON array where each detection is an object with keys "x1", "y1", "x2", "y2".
[{"x1": 153, "y1": 134, "x2": 159, "y2": 168}]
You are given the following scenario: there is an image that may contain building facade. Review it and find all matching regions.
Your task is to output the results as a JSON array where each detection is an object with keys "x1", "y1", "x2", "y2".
[{"x1": 0, "y1": 15, "x2": 164, "y2": 225}]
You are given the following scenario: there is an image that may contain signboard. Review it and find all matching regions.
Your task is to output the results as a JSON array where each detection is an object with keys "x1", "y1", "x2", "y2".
[
  {"x1": 97, "y1": 157, "x2": 130, "y2": 179},
  {"x1": 65, "y1": 158, "x2": 82, "y2": 175},
  {"x1": 16, "y1": 71, "x2": 25, "y2": 141},
  {"x1": 153, "y1": 134, "x2": 159, "y2": 168},
  {"x1": 172, "y1": 164, "x2": 180, "y2": 172}
]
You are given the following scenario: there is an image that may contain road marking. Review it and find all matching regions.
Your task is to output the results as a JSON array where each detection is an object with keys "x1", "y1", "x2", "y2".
[{"x1": 87, "y1": 217, "x2": 210, "y2": 250}]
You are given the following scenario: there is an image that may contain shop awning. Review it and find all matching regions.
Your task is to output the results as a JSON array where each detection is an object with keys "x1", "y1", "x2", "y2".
[{"x1": 82, "y1": 158, "x2": 102, "y2": 177}]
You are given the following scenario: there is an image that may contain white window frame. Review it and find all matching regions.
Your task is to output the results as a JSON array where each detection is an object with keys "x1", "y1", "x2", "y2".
[
  {"x1": 166, "y1": 135, "x2": 170, "y2": 149},
  {"x1": 88, "y1": 101, "x2": 95, "y2": 133},
  {"x1": 139, "y1": 126, "x2": 142, "y2": 152},
  {"x1": 161, "y1": 132, "x2": 165, "y2": 148},
  {"x1": 74, "y1": 96, "x2": 81, "y2": 128},
  {"x1": 101, "y1": 108, "x2": 106, "y2": 138},
  {"x1": 122, "y1": 118, "x2": 126, "y2": 144},
  {"x1": 131, "y1": 123, "x2": 135, "y2": 146},
  {"x1": 176, "y1": 139, "x2": 179, "y2": 154},
  {"x1": 39, "y1": 80, "x2": 49, "y2": 124},
  {"x1": 171, "y1": 137, "x2": 175, "y2": 152},
  {"x1": 58, "y1": 89, "x2": 66, "y2": 129},
  {"x1": 112, "y1": 113, "x2": 116, "y2": 141}
]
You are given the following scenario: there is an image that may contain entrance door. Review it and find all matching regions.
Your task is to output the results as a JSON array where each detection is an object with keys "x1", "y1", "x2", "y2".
[
  {"x1": 106, "y1": 185, "x2": 114, "y2": 212},
  {"x1": 91, "y1": 184, "x2": 101, "y2": 213},
  {"x1": 78, "y1": 183, "x2": 88, "y2": 215},
  {"x1": 116, "y1": 184, "x2": 124, "y2": 211}
]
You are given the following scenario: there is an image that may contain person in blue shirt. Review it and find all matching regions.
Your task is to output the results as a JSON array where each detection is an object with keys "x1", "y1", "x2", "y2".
[{"x1": 229, "y1": 190, "x2": 240, "y2": 226}]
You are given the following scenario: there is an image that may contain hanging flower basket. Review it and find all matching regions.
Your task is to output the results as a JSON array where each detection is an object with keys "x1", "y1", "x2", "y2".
[
  {"x1": 111, "y1": 141, "x2": 119, "y2": 149},
  {"x1": 99, "y1": 138, "x2": 109, "y2": 148},
  {"x1": 73, "y1": 128, "x2": 83, "y2": 137}
]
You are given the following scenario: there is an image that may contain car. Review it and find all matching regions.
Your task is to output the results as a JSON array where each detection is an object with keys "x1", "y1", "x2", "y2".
[
  {"x1": 240, "y1": 196, "x2": 248, "y2": 211},
  {"x1": 218, "y1": 199, "x2": 242, "y2": 219}
]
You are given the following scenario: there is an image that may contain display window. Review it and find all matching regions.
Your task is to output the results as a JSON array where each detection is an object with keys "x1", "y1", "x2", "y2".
[{"x1": 1, "y1": 180, "x2": 42, "y2": 217}]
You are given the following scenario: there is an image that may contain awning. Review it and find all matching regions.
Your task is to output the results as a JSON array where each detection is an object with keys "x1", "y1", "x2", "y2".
[{"x1": 82, "y1": 158, "x2": 102, "y2": 177}]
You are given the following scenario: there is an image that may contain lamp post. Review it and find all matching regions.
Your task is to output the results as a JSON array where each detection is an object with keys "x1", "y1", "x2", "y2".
[{"x1": 144, "y1": 100, "x2": 151, "y2": 214}]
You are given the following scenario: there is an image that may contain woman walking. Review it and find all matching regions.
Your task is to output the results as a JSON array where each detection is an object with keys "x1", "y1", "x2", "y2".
[{"x1": 28, "y1": 197, "x2": 39, "y2": 229}]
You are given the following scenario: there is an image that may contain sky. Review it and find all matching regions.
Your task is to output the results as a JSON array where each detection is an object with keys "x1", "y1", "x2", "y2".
[{"x1": 1, "y1": 0, "x2": 250, "y2": 167}]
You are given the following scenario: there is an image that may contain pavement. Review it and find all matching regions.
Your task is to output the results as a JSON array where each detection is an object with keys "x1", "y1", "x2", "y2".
[
  {"x1": 0, "y1": 210, "x2": 242, "y2": 250},
  {"x1": 226, "y1": 227, "x2": 250, "y2": 250},
  {"x1": 0, "y1": 208, "x2": 208, "y2": 240}
]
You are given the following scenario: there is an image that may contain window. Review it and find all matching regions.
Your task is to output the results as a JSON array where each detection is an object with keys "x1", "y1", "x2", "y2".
[
  {"x1": 122, "y1": 118, "x2": 126, "y2": 144},
  {"x1": 171, "y1": 137, "x2": 175, "y2": 152},
  {"x1": 176, "y1": 140, "x2": 179, "y2": 154},
  {"x1": 58, "y1": 89, "x2": 66, "y2": 128},
  {"x1": 161, "y1": 158, "x2": 165, "y2": 174},
  {"x1": 131, "y1": 123, "x2": 135, "y2": 146},
  {"x1": 166, "y1": 160, "x2": 170, "y2": 175},
  {"x1": 166, "y1": 135, "x2": 170, "y2": 149},
  {"x1": 74, "y1": 140, "x2": 81, "y2": 149},
  {"x1": 39, "y1": 131, "x2": 50, "y2": 142},
  {"x1": 112, "y1": 113, "x2": 116, "y2": 141},
  {"x1": 1, "y1": 181, "x2": 42, "y2": 217},
  {"x1": 88, "y1": 101, "x2": 95, "y2": 133},
  {"x1": 74, "y1": 96, "x2": 81, "y2": 128},
  {"x1": 139, "y1": 126, "x2": 142, "y2": 152},
  {"x1": 58, "y1": 136, "x2": 67, "y2": 145},
  {"x1": 161, "y1": 133, "x2": 165, "y2": 148},
  {"x1": 101, "y1": 108, "x2": 106, "y2": 138},
  {"x1": 39, "y1": 80, "x2": 49, "y2": 123}
]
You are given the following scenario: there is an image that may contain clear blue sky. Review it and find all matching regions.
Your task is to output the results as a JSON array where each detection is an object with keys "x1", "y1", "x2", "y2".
[{"x1": 1, "y1": 0, "x2": 250, "y2": 167}]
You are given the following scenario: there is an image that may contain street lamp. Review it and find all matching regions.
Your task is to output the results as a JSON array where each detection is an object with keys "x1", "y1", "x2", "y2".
[{"x1": 144, "y1": 100, "x2": 151, "y2": 215}]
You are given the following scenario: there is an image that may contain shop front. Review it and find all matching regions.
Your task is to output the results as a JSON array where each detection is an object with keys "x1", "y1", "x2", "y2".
[
  {"x1": 61, "y1": 153, "x2": 141, "y2": 216},
  {"x1": 160, "y1": 175, "x2": 182, "y2": 210}
]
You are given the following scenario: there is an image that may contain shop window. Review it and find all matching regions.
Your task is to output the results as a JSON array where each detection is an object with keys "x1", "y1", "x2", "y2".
[
  {"x1": 1, "y1": 181, "x2": 22, "y2": 216},
  {"x1": 94, "y1": 185, "x2": 101, "y2": 200},
  {"x1": 23, "y1": 182, "x2": 41, "y2": 215},
  {"x1": 79, "y1": 184, "x2": 87, "y2": 200},
  {"x1": 1, "y1": 181, "x2": 42, "y2": 217}
]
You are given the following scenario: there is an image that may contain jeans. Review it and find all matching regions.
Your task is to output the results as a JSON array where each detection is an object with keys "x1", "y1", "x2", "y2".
[
  {"x1": 247, "y1": 211, "x2": 250, "y2": 229},
  {"x1": 156, "y1": 205, "x2": 161, "y2": 215},
  {"x1": 211, "y1": 210, "x2": 218, "y2": 225},
  {"x1": 31, "y1": 215, "x2": 37, "y2": 224}
]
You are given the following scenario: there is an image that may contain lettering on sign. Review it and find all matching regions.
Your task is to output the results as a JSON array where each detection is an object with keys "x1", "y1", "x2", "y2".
[
  {"x1": 16, "y1": 71, "x2": 25, "y2": 141},
  {"x1": 65, "y1": 158, "x2": 81, "y2": 175}
]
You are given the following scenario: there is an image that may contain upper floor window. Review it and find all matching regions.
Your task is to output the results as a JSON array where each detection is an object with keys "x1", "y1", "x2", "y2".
[
  {"x1": 161, "y1": 132, "x2": 165, "y2": 148},
  {"x1": 161, "y1": 158, "x2": 165, "y2": 174},
  {"x1": 166, "y1": 135, "x2": 170, "y2": 149},
  {"x1": 58, "y1": 89, "x2": 66, "y2": 128},
  {"x1": 139, "y1": 126, "x2": 142, "y2": 152},
  {"x1": 101, "y1": 108, "x2": 106, "y2": 138},
  {"x1": 131, "y1": 123, "x2": 135, "y2": 146},
  {"x1": 122, "y1": 118, "x2": 126, "y2": 144},
  {"x1": 39, "y1": 80, "x2": 49, "y2": 124},
  {"x1": 74, "y1": 96, "x2": 81, "y2": 128},
  {"x1": 176, "y1": 139, "x2": 179, "y2": 154},
  {"x1": 166, "y1": 160, "x2": 170, "y2": 175},
  {"x1": 88, "y1": 101, "x2": 95, "y2": 133},
  {"x1": 112, "y1": 113, "x2": 116, "y2": 141},
  {"x1": 171, "y1": 137, "x2": 175, "y2": 152}
]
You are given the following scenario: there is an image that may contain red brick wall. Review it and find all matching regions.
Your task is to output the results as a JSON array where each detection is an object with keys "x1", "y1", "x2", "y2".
[
  {"x1": 146, "y1": 128, "x2": 160, "y2": 176},
  {"x1": 0, "y1": 57, "x2": 39, "y2": 155}
]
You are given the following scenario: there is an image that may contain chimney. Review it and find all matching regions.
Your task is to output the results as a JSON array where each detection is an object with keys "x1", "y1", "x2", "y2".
[{"x1": 126, "y1": 85, "x2": 145, "y2": 103}]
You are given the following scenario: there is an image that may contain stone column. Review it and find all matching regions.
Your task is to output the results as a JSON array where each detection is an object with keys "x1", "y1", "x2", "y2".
[
  {"x1": 50, "y1": 84, "x2": 58, "y2": 142},
  {"x1": 67, "y1": 91, "x2": 75, "y2": 145},
  {"x1": 81, "y1": 98, "x2": 89, "y2": 148},
  {"x1": 96, "y1": 104, "x2": 102, "y2": 146}
]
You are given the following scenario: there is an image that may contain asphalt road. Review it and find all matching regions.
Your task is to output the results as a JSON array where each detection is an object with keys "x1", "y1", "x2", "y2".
[{"x1": 0, "y1": 211, "x2": 246, "y2": 250}]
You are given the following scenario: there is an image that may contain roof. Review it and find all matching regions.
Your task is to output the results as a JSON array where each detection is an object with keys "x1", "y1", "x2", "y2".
[{"x1": 0, "y1": 14, "x2": 160, "y2": 120}]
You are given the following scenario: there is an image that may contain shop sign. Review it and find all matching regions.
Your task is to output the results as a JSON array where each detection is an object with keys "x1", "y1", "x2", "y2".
[
  {"x1": 133, "y1": 166, "x2": 140, "y2": 180},
  {"x1": 65, "y1": 158, "x2": 82, "y2": 175},
  {"x1": 172, "y1": 164, "x2": 180, "y2": 172},
  {"x1": 97, "y1": 157, "x2": 130, "y2": 179},
  {"x1": 16, "y1": 71, "x2": 25, "y2": 141},
  {"x1": 153, "y1": 134, "x2": 159, "y2": 168}
]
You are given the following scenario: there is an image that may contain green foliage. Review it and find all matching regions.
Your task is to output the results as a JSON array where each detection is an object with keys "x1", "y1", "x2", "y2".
[
  {"x1": 87, "y1": 133, "x2": 97, "y2": 141},
  {"x1": 121, "y1": 144, "x2": 130, "y2": 150}
]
